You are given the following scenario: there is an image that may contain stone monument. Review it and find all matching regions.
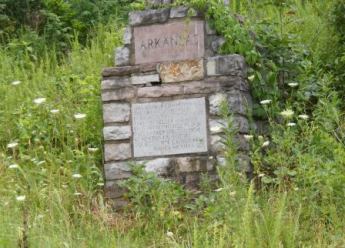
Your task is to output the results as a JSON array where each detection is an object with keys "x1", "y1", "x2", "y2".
[{"x1": 101, "y1": 4, "x2": 252, "y2": 206}]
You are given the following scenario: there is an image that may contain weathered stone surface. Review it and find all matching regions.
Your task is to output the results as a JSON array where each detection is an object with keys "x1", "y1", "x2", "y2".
[
  {"x1": 103, "y1": 126, "x2": 131, "y2": 141},
  {"x1": 101, "y1": 77, "x2": 131, "y2": 90},
  {"x1": 234, "y1": 134, "x2": 250, "y2": 151},
  {"x1": 206, "y1": 76, "x2": 250, "y2": 91},
  {"x1": 132, "y1": 98, "x2": 208, "y2": 157},
  {"x1": 141, "y1": 158, "x2": 172, "y2": 176},
  {"x1": 183, "y1": 81, "x2": 220, "y2": 94},
  {"x1": 115, "y1": 46, "x2": 130, "y2": 66},
  {"x1": 105, "y1": 181, "x2": 127, "y2": 198},
  {"x1": 129, "y1": 8, "x2": 170, "y2": 26},
  {"x1": 102, "y1": 88, "x2": 136, "y2": 101},
  {"x1": 209, "y1": 93, "x2": 227, "y2": 115},
  {"x1": 104, "y1": 143, "x2": 131, "y2": 161},
  {"x1": 209, "y1": 119, "x2": 226, "y2": 134},
  {"x1": 148, "y1": 0, "x2": 171, "y2": 5},
  {"x1": 131, "y1": 73, "x2": 160, "y2": 85},
  {"x1": 102, "y1": 63, "x2": 157, "y2": 77},
  {"x1": 103, "y1": 103, "x2": 130, "y2": 123},
  {"x1": 137, "y1": 84, "x2": 183, "y2": 98},
  {"x1": 210, "y1": 135, "x2": 225, "y2": 153},
  {"x1": 206, "y1": 55, "x2": 246, "y2": 77},
  {"x1": 233, "y1": 115, "x2": 250, "y2": 133},
  {"x1": 123, "y1": 27, "x2": 132, "y2": 45},
  {"x1": 133, "y1": 20, "x2": 205, "y2": 64},
  {"x1": 227, "y1": 90, "x2": 252, "y2": 115},
  {"x1": 175, "y1": 157, "x2": 210, "y2": 173},
  {"x1": 104, "y1": 162, "x2": 132, "y2": 180},
  {"x1": 184, "y1": 174, "x2": 201, "y2": 188},
  {"x1": 159, "y1": 59, "x2": 204, "y2": 83},
  {"x1": 211, "y1": 37, "x2": 225, "y2": 53},
  {"x1": 170, "y1": 6, "x2": 189, "y2": 18}
]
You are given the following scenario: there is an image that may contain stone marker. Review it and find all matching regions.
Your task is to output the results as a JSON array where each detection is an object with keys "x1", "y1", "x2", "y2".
[{"x1": 101, "y1": 5, "x2": 253, "y2": 206}]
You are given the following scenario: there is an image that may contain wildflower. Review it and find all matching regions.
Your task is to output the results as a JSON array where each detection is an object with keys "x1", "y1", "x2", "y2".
[
  {"x1": 166, "y1": 231, "x2": 174, "y2": 238},
  {"x1": 260, "y1": 99, "x2": 272, "y2": 105},
  {"x1": 87, "y1": 147, "x2": 99, "y2": 153},
  {"x1": 72, "y1": 173, "x2": 82, "y2": 179},
  {"x1": 298, "y1": 114, "x2": 309, "y2": 120},
  {"x1": 261, "y1": 141, "x2": 270, "y2": 148},
  {"x1": 244, "y1": 134, "x2": 254, "y2": 141},
  {"x1": 288, "y1": 82, "x2": 298, "y2": 87},
  {"x1": 7, "y1": 142, "x2": 18, "y2": 149},
  {"x1": 248, "y1": 75, "x2": 255, "y2": 82},
  {"x1": 16, "y1": 195, "x2": 26, "y2": 202},
  {"x1": 258, "y1": 173, "x2": 265, "y2": 177},
  {"x1": 97, "y1": 182, "x2": 104, "y2": 187},
  {"x1": 287, "y1": 122, "x2": 296, "y2": 127},
  {"x1": 280, "y1": 109, "x2": 294, "y2": 118},
  {"x1": 11, "y1": 80, "x2": 21, "y2": 86},
  {"x1": 50, "y1": 109, "x2": 59, "y2": 114},
  {"x1": 74, "y1": 113, "x2": 86, "y2": 120},
  {"x1": 8, "y1": 164, "x2": 19, "y2": 169},
  {"x1": 74, "y1": 192, "x2": 82, "y2": 196},
  {"x1": 214, "y1": 188, "x2": 224, "y2": 192},
  {"x1": 229, "y1": 191, "x2": 236, "y2": 197},
  {"x1": 33, "y1": 98, "x2": 46, "y2": 105},
  {"x1": 258, "y1": 135, "x2": 264, "y2": 141}
]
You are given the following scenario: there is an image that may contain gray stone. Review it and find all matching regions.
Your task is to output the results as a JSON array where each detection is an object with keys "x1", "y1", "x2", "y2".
[
  {"x1": 129, "y1": 8, "x2": 170, "y2": 26},
  {"x1": 103, "y1": 126, "x2": 131, "y2": 141},
  {"x1": 137, "y1": 84, "x2": 183, "y2": 98},
  {"x1": 104, "y1": 143, "x2": 131, "y2": 161},
  {"x1": 102, "y1": 88, "x2": 136, "y2": 102},
  {"x1": 103, "y1": 103, "x2": 130, "y2": 123},
  {"x1": 234, "y1": 135, "x2": 250, "y2": 151},
  {"x1": 211, "y1": 37, "x2": 225, "y2": 53},
  {"x1": 104, "y1": 162, "x2": 132, "y2": 180},
  {"x1": 233, "y1": 115, "x2": 249, "y2": 133},
  {"x1": 142, "y1": 158, "x2": 172, "y2": 176},
  {"x1": 227, "y1": 90, "x2": 252, "y2": 115},
  {"x1": 183, "y1": 81, "x2": 220, "y2": 94},
  {"x1": 115, "y1": 46, "x2": 130, "y2": 66},
  {"x1": 170, "y1": 6, "x2": 189, "y2": 18},
  {"x1": 131, "y1": 73, "x2": 160, "y2": 85},
  {"x1": 101, "y1": 77, "x2": 131, "y2": 90},
  {"x1": 206, "y1": 55, "x2": 246, "y2": 77},
  {"x1": 147, "y1": 0, "x2": 171, "y2": 6},
  {"x1": 209, "y1": 119, "x2": 226, "y2": 134},
  {"x1": 210, "y1": 135, "x2": 225, "y2": 153},
  {"x1": 105, "y1": 181, "x2": 127, "y2": 198},
  {"x1": 209, "y1": 93, "x2": 227, "y2": 115},
  {"x1": 175, "y1": 157, "x2": 209, "y2": 173},
  {"x1": 123, "y1": 27, "x2": 132, "y2": 45},
  {"x1": 132, "y1": 98, "x2": 208, "y2": 157}
]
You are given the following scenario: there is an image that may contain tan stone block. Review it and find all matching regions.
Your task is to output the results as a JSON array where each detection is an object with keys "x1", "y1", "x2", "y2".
[
  {"x1": 137, "y1": 85, "x2": 183, "y2": 98},
  {"x1": 159, "y1": 59, "x2": 204, "y2": 83},
  {"x1": 104, "y1": 143, "x2": 131, "y2": 161}
]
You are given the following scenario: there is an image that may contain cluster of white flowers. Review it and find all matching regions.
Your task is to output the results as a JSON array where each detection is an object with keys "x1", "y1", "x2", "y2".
[
  {"x1": 74, "y1": 113, "x2": 86, "y2": 120},
  {"x1": 260, "y1": 99, "x2": 272, "y2": 105},
  {"x1": 33, "y1": 98, "x2": 46, "y2": 105},
  {"x1": 72, "y1": 173, "x2": 82, "y2": 179},
  {"x1": 11, "y1": 80, "x2": 21, "y2": 86},
  {"x1": 7, "y1": 142, "x2": 18, "y2": 149},
  {"x1": 16, "y1": 195, "x2": 26, "y2": 202},
  {"x1": 280, "y1": 109, "x2": 294, "y2": 118}
]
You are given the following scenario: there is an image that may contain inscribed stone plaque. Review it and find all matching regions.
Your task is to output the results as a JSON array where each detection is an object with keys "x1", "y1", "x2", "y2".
[
  {"x1": 132, "y1": 98, "x2": 208, "y2": 157},
  {"x1": 133, "y1": 20, "x2": 205, "y2": 64}
]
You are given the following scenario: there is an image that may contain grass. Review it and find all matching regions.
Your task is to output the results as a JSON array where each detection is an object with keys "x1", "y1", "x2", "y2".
[{"x1": 1, "y1": 0, "x2": 345, "y2": 247}]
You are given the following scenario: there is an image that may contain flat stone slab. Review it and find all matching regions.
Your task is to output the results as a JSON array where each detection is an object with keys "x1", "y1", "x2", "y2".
[
  {"x1": 132, "y1": 98, "x2": 208, "y2": 157},
  {"x1": 133, "y1": 20, "x2": 205, "y2": 64},
  {"x1": 159, "y1": 59, "x2": 204, "y2": 83}
]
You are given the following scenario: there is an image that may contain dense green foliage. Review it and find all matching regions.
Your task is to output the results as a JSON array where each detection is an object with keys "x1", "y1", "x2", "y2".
[{"x1": 1, "y1": 0, "x2": 345, "y2": 247}]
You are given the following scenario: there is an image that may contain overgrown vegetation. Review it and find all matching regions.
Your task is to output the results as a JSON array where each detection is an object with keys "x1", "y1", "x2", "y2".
[{"x1": 1, "y1": 0, "x2": 345, "y2": 247}]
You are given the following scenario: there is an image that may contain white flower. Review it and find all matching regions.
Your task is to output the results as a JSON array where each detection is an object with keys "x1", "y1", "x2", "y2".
[
  {"x1": 7, "y1": 142, "x2": 18, "y2": 149},
  {"x1": 229, "y1": 191, "x2": 236, "y2": 197},
  {"x1": 280, "y1": 109, "x2": 294, "y2": 118},
  {"x1": 74, "y1": 192, "x2": 82, "y2": 196},
  {"x1": 50, "y1": 109, "x2": 60, "y2": 114},
  {"x1": 11, "y1": 80, "x2": 21, "y2": 86},
  {"x1": 166, "y1": 231, "x2": 174, "y2": 238},
  {"x1": 248, "y1": 75, "x2": 255, "y2": 82},
  {"x1": 97, "y1": 182, "x2": 104, "y2": 187},
  {"x1": 287, "y1": 122, "x2": 296, "y2": 127},
  {"x1": 244, "y1": 135, "x2": 254, "y2": 141},
  {"x1": 72, "y1": 173, "x2": 82, "y2": 179},
  {"x1": 260, "y1": 99, "x2": 272, "y2": 105},
  {"x1": 33, "y1": 98, "x2": 46, "y2": 105},
  {"x1": 258, "y1": 173, "x2": 265, "y2": 177},
  {"x1": 16, "y1": 195, "x2": 26, "y2": 202},
  {"x1": 214, "y1": 188, "x2": 224, "y2": 192},
  {"x1": 261, "y1": 141, "x2": 270, "y2": 148},
  {"x1": 298, "y1": 114, "x2": 309, "y2": 120},
  {"x1": 87, "y1": 147, "x2": 99, "y2": 153},
  {"x1": 9, "y1": 164, "x2": 19, "y2": 169},
  {"x1": 74, "y1": 113, "x2": 86, "y2": 120},
  {"x1": 288, "y1": 82, "x2": 298, "y2": 87}
]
